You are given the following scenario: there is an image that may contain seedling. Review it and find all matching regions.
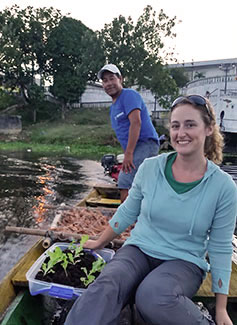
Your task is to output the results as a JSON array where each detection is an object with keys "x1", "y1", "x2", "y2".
[
  {"x1": 41, "y1": 235, "x2": 90, "y2": 276},
  {"x1": 80, "y1": 257, "x2": 106, "y2": 287},
  {"x1": 67, "y1": 235, "x2": 89, "y2": 264},
  {"x1": 42, "y1": 246, "x2": 66, "y2": 276}
]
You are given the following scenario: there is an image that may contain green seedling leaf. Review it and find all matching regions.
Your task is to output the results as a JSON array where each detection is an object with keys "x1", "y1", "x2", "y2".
[
  {"x1": 40, "y1": 237, "x2": 90, "y2": 278},
  {"x1": 80, "y1": 257, "x2": 106, "y2": 287},
  {"x1": 74, "y1": 234, "x2": 89, "y2": 258},
  {"x1": 61, "y1": 254, "x2": 69, "y2": 276},
  {"x1": 91, "y1": 258, "x2": 106, "y2": 273},
  {"x1": 42, "y1": 262, "x2": 55, "y2": 276},
  {"x1": 68, "y1": 239, "x2": 77, "y2": 251},
  {"x1": 41, "y1": 246, "x2": 67, "y2": 275}
]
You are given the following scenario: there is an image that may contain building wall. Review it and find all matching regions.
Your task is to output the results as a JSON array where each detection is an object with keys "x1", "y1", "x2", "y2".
[
  {"x1": 170, "y1": 58, "x2": 237, "y2": 81},
  {"x1": 80, "y1": 83, "x2": 159, "y2": 114},
  {"x1": 0, "y1": 115, "x2": 22, "y2": 134}
]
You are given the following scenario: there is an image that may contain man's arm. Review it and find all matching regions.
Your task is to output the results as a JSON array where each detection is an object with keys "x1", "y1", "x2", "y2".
[{"x1": 122, "y1": 109, "x2": 141, "y2": 173}]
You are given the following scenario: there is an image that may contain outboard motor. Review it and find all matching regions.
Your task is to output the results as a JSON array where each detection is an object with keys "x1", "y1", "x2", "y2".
[{"x1": 101, "y1": 154, "x2": 123, "y2": 182}]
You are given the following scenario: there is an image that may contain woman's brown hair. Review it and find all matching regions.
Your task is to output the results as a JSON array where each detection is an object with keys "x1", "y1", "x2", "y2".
[{"x1": 170, "y1": 97, "x2": 224, "y2": 164}]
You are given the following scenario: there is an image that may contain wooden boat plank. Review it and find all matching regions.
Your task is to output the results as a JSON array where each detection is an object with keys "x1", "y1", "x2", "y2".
[
  {"x1": 86, "y1": 197, "x2": 121, "y2": 207},
  {"x1": 0, "y1": 239, "x2": 45, "y2": 316},
  {"x1": 93, "y1": 183, "x2": 120, "y2": 199},
  {"x1": 11, "y1": 241, "x2": 45, "y2": 287},
  {"x1": 76, "y1": 188, "x2": 98, "y2": 207}
]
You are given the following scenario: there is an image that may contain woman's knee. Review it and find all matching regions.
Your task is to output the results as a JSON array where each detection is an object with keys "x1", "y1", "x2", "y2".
[{"x1": 135, "y1": 275, "x2": 180, "y2": 322}]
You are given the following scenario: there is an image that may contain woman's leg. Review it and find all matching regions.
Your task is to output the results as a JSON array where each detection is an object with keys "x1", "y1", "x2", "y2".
[
  {"x1": 135, "y1": 259, "x2": 210, "y2": 325},
  {"x1": 65, "y1": 245, "x2": 151, "y2": 325}
]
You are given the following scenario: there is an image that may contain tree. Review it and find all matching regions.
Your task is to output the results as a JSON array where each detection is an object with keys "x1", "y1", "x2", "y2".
[
  {"x1": 142, "y1": 62, "x2": 179, "y2": 109},
  {"x1": 47, "y1": 17, "x2": 105, "y2": 119},
  {"x1": 99, "y1": 5, "x2": 177, "y2": 87},
  {"x1": 194, "y1": 72, "x2": 205, "y2": 80},
  {"x1": 99, "y1": 5, "x2": 179, "y2": 107},
  {"x1": 0, "y1": 5, "x2": 62, "y2": 101},
  {"x1": 169, "y1": 67, "x2": 189, "y2": 88}
]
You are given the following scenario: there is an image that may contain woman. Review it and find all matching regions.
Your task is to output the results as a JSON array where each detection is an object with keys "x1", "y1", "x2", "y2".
[{"x1": 65, "y1": 95, "x2": 237, "y2": 325}]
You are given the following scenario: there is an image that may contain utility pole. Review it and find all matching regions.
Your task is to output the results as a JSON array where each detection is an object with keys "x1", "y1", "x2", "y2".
[{"x1": 219, "y1": 63, "x2": 236, "y2": 94}]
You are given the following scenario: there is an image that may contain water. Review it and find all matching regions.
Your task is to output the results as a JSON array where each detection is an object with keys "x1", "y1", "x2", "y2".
[{"x1": 0, "y1": 151, "x2": 110, "y2": 280}]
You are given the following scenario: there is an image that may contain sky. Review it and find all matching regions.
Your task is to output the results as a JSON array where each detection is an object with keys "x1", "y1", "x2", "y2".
[{"x1": 0, "y1": 0, "x2": 236, "y2": 64}]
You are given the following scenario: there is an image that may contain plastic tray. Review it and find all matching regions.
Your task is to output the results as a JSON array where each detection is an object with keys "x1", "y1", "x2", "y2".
[{"x1": 26, "y1": 242, "x2": 115, "y2": 300}]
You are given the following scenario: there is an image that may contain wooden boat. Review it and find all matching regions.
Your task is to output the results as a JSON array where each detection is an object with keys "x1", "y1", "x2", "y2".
[
  {"x1": 1, "y1": 183, "x2": 237, "y2": 324},
  {"x1": 83, "y1": 183, "x2": 121, "y2": 208}
]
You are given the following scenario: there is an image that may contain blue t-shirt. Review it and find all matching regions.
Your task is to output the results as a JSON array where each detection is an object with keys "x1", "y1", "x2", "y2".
[{"x1": 110, "y1": 88, "x2": 159, "y2": 150}]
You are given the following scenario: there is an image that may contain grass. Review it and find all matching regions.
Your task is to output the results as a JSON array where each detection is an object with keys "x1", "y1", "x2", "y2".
[
  {"x1": 0, "y1": 106, "x2": 124, "y2": 159},
  {"x1": 0, "y1": 101, "x2": 171, "y2": 159}
]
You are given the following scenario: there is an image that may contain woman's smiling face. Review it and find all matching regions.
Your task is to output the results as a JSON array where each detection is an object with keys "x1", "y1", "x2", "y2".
[{"x1": 170, "y1": 104, "x2": 213, "y2": 157}]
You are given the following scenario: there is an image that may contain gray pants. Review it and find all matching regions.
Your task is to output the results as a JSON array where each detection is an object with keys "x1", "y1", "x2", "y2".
[
  {"x1": 118, "y1": 139, "x2": 159, "y2": 189},
  {"x1": 65, "y1": 245, "x2": 211, "y2": 325}
]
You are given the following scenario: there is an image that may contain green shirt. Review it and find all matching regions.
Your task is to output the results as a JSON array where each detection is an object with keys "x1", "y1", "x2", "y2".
[{"x1": 165, "y1": 152, "x2": 203, "y2": 194}]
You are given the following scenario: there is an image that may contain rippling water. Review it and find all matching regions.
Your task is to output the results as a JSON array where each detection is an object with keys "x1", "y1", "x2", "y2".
[{"x1": 0, "y1": 151, "x2": 108, "y2": 280}]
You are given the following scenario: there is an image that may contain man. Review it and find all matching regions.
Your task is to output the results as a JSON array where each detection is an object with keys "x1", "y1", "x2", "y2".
[{"x1": 98, "y1": 63, "x2": 159, "y2": 202}]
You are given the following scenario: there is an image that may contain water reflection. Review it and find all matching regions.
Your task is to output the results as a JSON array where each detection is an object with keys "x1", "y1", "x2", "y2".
[{"x1": 0, "y1": 151, "x2": 105, "y2": 280}]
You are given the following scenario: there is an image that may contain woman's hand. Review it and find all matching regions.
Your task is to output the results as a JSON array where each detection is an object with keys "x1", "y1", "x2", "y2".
[
  {"x1": 215, "y1": 308, "x2": 233, "y2": 325},
  {"x1": 83, "y1": 239, "x2": 104, "y2": 250},
  {"x1": 215, "y1": 293, "x2": 232, "y2": 325},
  {"x1": 83, "y1": 225, "x2": 118, "y2": 251}
]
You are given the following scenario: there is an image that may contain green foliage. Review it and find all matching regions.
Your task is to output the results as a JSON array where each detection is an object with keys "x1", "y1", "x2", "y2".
[
  {"x1": 99, "y1": 5, "x2": 177, "y2": 88},
  {"x1": 0, "y1": 89, "x2": 19, "y2": 110},
  {"x1": 27, "y1": 84, "x2": 45, "y2": 104},
  {"x1": 20, "y1": 101, "x2": 59, "y2": 125},
  {"x1": 169, "y1": 67, "x2": 190, "y2": 88},
  {"x1": 47, "y1": 17, "x2": 105, "y2": 118},
  {"x1": 40, "y1": 235, "x2": 106, "y2": 285},
  {"x1": 139, "y1": 62, "x2": 179, "y2": 108},
  {"x1": 28, "y1": 106, "x2": 115, "y2": 145},
  {"x1": 194, "y1": 72, "x2": 205, "y2": 80},
  {"x1": 67, "y1": 235, "x2": 89, "y2": 264},
  {"x1": 0, "y1": 5, "x2": 62, "y2": 97},
  {"x1": 41, "y1": 235, "x2": 89, "y2": 276},
  {"x1": 42, "y1": 246, "x2": 65, "y2": 276},
  {"x1": 80, "y1": 258, "x2": 106, "y2": 287}
]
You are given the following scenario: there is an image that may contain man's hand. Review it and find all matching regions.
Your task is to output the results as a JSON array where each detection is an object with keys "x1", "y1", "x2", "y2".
[
  {"x1": 122, "y1": 151, "x2": 135, "y2": 173},
  {"x1": 122, "y1": 109, "x2": 141, "y2": 173}
]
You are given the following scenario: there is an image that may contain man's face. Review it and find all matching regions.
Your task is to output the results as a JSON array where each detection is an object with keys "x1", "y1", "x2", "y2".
[{"x1": 102, "y1": 71, "x2": 123, "y2": 99}]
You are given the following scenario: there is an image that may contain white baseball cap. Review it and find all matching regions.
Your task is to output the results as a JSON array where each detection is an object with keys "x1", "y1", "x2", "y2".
[{"x1": 97, "y1": 64, "x2": 121, "y2": 80}]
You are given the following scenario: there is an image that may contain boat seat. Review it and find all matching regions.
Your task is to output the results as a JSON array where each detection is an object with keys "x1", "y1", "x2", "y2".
[{"x1": 86, "y1": 197, "x2": 121, "y2": 208}]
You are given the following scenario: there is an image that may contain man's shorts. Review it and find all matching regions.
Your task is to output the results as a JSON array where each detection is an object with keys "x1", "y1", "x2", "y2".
[{"x1": 118, "y1": 139, "x2": 159, "y2": 190}]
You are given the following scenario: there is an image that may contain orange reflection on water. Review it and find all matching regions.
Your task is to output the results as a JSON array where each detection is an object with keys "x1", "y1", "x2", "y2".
[{"x1": 32, "y1": 168, "x2": 55, "y2": 223}]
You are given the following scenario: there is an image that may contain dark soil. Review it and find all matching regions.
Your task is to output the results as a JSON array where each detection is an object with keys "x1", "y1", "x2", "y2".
[{"x1": 36, "y1": 249, "x2": 100, "y2": 289}]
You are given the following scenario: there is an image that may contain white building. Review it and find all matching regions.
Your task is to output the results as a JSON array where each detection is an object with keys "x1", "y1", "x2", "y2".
[
  {"x1": 80, "y1": 82, "x2": 159, "y2": 115},
  {"x1": 169, "y1": 58, "x2": 237, "y2": 136},
  {"x1": 68, "y1": 58, "x2": 237, "y2": 135}
]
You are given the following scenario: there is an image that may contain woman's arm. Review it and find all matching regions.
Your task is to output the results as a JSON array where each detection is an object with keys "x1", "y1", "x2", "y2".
[
  {"x1": 215, "y1": 293, "x2": 233, "y2": 325},
  {"x1": 83, "y1": 225, "x2": 118, "y2": 250}
]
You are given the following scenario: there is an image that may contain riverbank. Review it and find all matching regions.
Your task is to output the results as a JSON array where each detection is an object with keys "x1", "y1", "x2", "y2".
[
  {"x1": 1, "y1": 105, "x2": 236, "y2": 160},
  {"x1": 0, "y1": 106, "x2": 169, "y2": 159},
  {"x1": 0, "y1": 107, "x2": 122, "y2": 159}
]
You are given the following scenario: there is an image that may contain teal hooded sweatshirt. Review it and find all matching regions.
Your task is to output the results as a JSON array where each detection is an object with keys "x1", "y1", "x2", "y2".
[{"x1": 109, "y1": 152, "x2": 237, "y2": 294}]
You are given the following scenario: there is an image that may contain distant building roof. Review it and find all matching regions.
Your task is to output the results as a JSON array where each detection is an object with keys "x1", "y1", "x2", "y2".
[{"x1": 169, "y1": 58, "x2": 237, "y2": 69}]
